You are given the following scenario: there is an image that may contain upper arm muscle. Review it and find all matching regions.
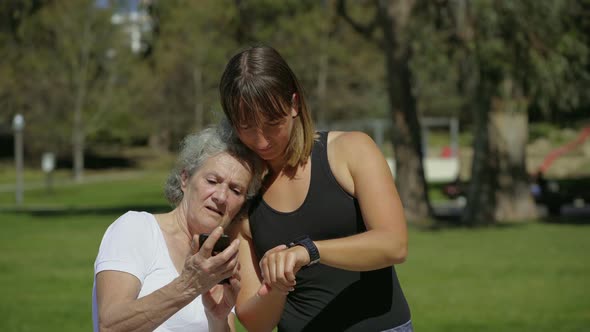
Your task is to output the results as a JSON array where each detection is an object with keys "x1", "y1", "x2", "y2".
[
  {"x1": 328, "y1": 131, "x2": 405, "y2": 232},
  {"x1": 96, "y1": 270, "x2": 142, "y2": 315}
]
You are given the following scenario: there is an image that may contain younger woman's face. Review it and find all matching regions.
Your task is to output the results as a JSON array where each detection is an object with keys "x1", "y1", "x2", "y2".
[{"x1": 235, "y1": 104, "x2": 298, "y2": 163}]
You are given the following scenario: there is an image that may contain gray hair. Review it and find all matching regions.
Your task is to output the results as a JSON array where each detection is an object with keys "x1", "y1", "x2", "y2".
[{"x1": 164, "y1": 121, "x2": 265, "y2": 206}]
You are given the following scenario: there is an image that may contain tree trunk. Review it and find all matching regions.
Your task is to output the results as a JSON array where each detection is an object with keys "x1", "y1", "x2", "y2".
[
  {"x1": 193, "y1": 67, "x2": 204, "y2": 132},
  {"x1": 72, "y1": 57, "x2": 88, "y2": 183},
  {"x1": 378, "y1": 0, "x2": 432, "y2": 221},
  {"x1": 72, "y1": 125, "x2": 85, "y2": 183},
  {"x1": 71, "y1": 12, "x2": 92, "y2": 183},
  {"x1": 234, "y1": 0, "x2": 253, "y2": 44},
  {"x1": 490, "y1": 109, "x2": 538, "y2": 221},
  {"x1": 148, "y1": 130, "x2": 171, "y2": 153},
  {"x1": 455, "y1": 1, "x2": 498, "y2": 225},
  {"x1": 462, "y1": 97, "x2": 497, "y2": 225},
  {"x1": 315, "y1": 51, "x2": 328, "y2": 127},
  {"x1": 315, "y1": 0, "x2": 332, "y2": 127}
]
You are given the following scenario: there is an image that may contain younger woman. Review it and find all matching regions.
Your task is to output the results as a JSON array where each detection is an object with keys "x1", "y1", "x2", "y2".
[{"x1": 220, "y1": 45, "x2": 412, "y2": 332}]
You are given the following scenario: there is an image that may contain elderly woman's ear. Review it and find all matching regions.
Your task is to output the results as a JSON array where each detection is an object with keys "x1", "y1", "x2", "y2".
[{"x1": 180, "y1": 170, "x2": 189, "y2": 192}]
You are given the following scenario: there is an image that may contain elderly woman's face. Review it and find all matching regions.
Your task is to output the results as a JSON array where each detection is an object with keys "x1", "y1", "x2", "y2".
[{"x1": 180, "y1": 152, "x2": 252, "y2": 231}]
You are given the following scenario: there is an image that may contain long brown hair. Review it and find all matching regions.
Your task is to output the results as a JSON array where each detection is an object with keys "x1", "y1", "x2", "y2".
[{"x1": 219, "y1": 45, "x2": 314, "y2": 168}]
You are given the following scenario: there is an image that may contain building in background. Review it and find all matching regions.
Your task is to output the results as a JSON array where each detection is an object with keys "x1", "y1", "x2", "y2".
[{"x1": 98, "y1": 0, "x2": 155, "y2": 54}]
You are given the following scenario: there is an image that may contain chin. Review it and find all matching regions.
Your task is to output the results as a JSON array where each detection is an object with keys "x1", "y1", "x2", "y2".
[
  {"x1": 218, "y1": 219, "x2": 231, "y2": 229},
  {"x1": 198, "y1": 218, "x2": 219, "y2": 231}
]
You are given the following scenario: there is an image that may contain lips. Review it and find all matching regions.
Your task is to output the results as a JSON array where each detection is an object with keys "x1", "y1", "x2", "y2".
[
  {"x1": 206, "y1": 206, "x2": 223, "y2": 216},
  {"x1": 256, "y1": 146, "x2": 273, "y2": 156}
]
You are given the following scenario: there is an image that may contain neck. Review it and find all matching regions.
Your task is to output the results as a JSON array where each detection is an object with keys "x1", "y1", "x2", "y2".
[
  {"x1": 264, "y1": 161, "x2": 302, "y2": 188},
  {"x1": 267, "y1": 152, "x2": 289, "y2": 174},
  {"x1": 171, "y1": 208, "x2": 194, "y2": 247}
]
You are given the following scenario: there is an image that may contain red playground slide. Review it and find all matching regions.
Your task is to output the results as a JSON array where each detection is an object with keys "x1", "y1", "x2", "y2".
[{"x1": 536, "y1": 126, "x2": 590, "y2": 175}]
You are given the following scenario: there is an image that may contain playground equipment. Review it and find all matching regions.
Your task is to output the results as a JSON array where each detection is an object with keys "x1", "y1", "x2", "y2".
[
  {"x1": 535, "y1": 126, "x2": 590, "y2": 175},
  {"x1": 443, "y1": 125, "x2": 590, "y2": 215},
  {"x1": 421, "y1": 117, "x2": 460, "y2": 183},
  {"x1": 532, "y1": 126, "x2": 590, "y2": 215}
]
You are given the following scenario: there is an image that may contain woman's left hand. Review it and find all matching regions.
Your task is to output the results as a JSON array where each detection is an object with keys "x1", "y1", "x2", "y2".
[{"x1": 202, "y1": 274, "x2": 241, "y2": 323}]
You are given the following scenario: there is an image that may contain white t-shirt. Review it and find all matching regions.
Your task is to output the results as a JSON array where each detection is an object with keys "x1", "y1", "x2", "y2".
[{"x1": 92, "y1": 211, "x2": 208, "y2": 332}]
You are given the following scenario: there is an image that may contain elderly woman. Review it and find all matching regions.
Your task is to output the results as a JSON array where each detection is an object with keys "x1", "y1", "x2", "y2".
[{"x1": 92, "y1": 124, "x2": 264, "y2": 332}]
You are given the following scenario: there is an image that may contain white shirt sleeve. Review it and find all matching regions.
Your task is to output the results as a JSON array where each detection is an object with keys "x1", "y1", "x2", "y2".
[{"x1": 94, "y1": 211, "x2": 157, "y2": 284}]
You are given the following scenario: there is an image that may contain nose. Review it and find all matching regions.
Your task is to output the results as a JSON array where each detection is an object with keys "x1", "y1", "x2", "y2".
[
  {"x1": 212, "y1": 185, "x2": 228, "y2": 204},
  {"x1": 252, "y1": 129, "x2": 271, "y2": 150}
]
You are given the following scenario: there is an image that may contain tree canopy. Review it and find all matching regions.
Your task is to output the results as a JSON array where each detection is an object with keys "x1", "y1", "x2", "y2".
[{"x1": 1, "y1": 0, "x2": 588, "y2": 221}]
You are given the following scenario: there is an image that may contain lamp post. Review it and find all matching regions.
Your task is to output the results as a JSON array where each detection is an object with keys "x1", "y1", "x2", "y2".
[
  {"x1": 42, "y1": 152, "x2": 55, "y2": 193},
  {"x1": 12, "y1": 114, "x2": 25, "y2": 206}
]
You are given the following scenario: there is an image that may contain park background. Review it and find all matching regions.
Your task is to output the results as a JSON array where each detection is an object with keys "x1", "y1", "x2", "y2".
[{"x1": 0, "y1": 1, "x2": 589, "y2": 331}]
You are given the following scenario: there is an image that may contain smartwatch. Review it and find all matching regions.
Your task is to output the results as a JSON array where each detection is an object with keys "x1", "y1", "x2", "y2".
[{"x1": 288, "y1": 235, "x2": 320, "y2": 266}]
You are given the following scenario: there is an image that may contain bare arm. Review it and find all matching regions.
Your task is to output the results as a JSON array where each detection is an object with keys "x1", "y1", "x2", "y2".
[
  {"x1": 231, "y1": 218, "x2": 287, "y2": 332},
  {"x1": 315, "y1": 131, "x2": 408, "y2": 270},
  {"x1": 96, "y1": 271, "x2": 195, "y2": 332},
  {"x1": 203, "y1": 282, "x2": 240, "y2": 332},
  {"x1": 96, "y1": 228, "x2": 239, "y2": 332}
]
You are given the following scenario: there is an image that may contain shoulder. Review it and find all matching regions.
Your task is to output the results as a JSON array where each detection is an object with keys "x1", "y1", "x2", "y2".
[
  {"x1": 100, "y1": 211, "x2": 160, "y2": 250},
  {"x1": 114, "y1": 211, "x2": 155, "y2": 226},
  {"x1": 95, "y1": 211, "x2": 160, "y2": 278},
  {"x1": 327, "y1": 130, "x2": 379, "y2": 162},
  {"x1": 328, "y1": 130, "x2": 390, "y2": 183},
  {"x1": 322, "y1": 131, "x2": 381, "y2": 195},
  {"x1": 327, "y1": 130, "x2": 376, "y2": 150},
  {"x1": 107, "y1": 211, "x2": 157, "y2": 237}
]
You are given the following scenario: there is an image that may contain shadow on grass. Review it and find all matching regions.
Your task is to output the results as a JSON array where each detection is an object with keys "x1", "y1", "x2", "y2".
[
  {"x1": 56, "y1": 150, "x2": 138, "y2": 170},
  {"x1": 427, "y1": 175, "x2": 590, "y2": 228},
  {"x1": 539, "y1": 215, "x2": 590, "y2": 225},
  {"x1": 423, "y1": 202, "x2": 590, "y2": 230},
  {"x1": 1, "y1": 204, "x2": 171, "y2": 217}
]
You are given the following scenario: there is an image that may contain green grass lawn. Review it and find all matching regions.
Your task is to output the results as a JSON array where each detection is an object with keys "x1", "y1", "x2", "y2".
[
  {"x1": 0, "y1": 172, "x2": 589, "y2": 331},
  {"x1": 0, "y1": 170, "x2": 167, "y2": 208},
  {"x1": 400, "y1": 223, "x2": 590, "y2": 332}
]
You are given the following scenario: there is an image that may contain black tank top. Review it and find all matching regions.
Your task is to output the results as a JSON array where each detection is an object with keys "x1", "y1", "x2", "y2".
[{"x1": 249, "y1": 132, "x2": 411, "y2": 332}]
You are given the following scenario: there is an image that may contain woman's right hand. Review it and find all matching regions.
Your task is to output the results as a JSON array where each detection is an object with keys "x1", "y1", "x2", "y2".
[{"x1": 179, "y1": 227, "x2": 240, "y2": 293}]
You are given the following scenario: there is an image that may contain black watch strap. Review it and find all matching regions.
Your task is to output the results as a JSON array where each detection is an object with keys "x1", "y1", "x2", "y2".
[{"x1": 288, "y1": 235, "x2": 320, "y2": 266}]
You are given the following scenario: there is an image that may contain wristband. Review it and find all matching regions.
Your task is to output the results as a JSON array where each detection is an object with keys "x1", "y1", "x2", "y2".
[{"x1": 288, "y1": 235, "x2": 320, "y2": 266}]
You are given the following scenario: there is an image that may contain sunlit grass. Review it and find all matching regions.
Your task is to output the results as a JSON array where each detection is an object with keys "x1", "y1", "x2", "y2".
[
  {"x1": 0, "y1": 172, "x2": 588, "y2": 331},
  {"x1": 401, "y1": 223, "x2": 590, "y2": 332},
  {"x1": 0, "y1": 213, "x2": 111, "y2": 332},
  {"x1": 0, "y1": 170, "x2": 167, "y2": 208}
]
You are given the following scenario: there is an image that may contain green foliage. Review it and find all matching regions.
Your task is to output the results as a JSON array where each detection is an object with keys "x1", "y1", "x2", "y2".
[
  {"x1": 409, "y1": 16, "x2": 464, "y2": 118},
  {"x1": 0, "y1": 0, "x2": 587, "y2": 166},
  {"x1": 529, "y1": 123, "x2": 562, "y2": 143},
  {"x1": 239, "y1": 0, "x2": 386, "y2": 123},
  {"x1": 471, "y1": 0, "x2": 589, "y2": 115},
  {"x1": 1, "y1": 1, "x2": 123, "y2": 156},
  {"x1": 401, "y1": 0, "x2": 590, "y2": 124},
  {"x1": 143, "y1": 0, "x2": 240, "y2": 145}
]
